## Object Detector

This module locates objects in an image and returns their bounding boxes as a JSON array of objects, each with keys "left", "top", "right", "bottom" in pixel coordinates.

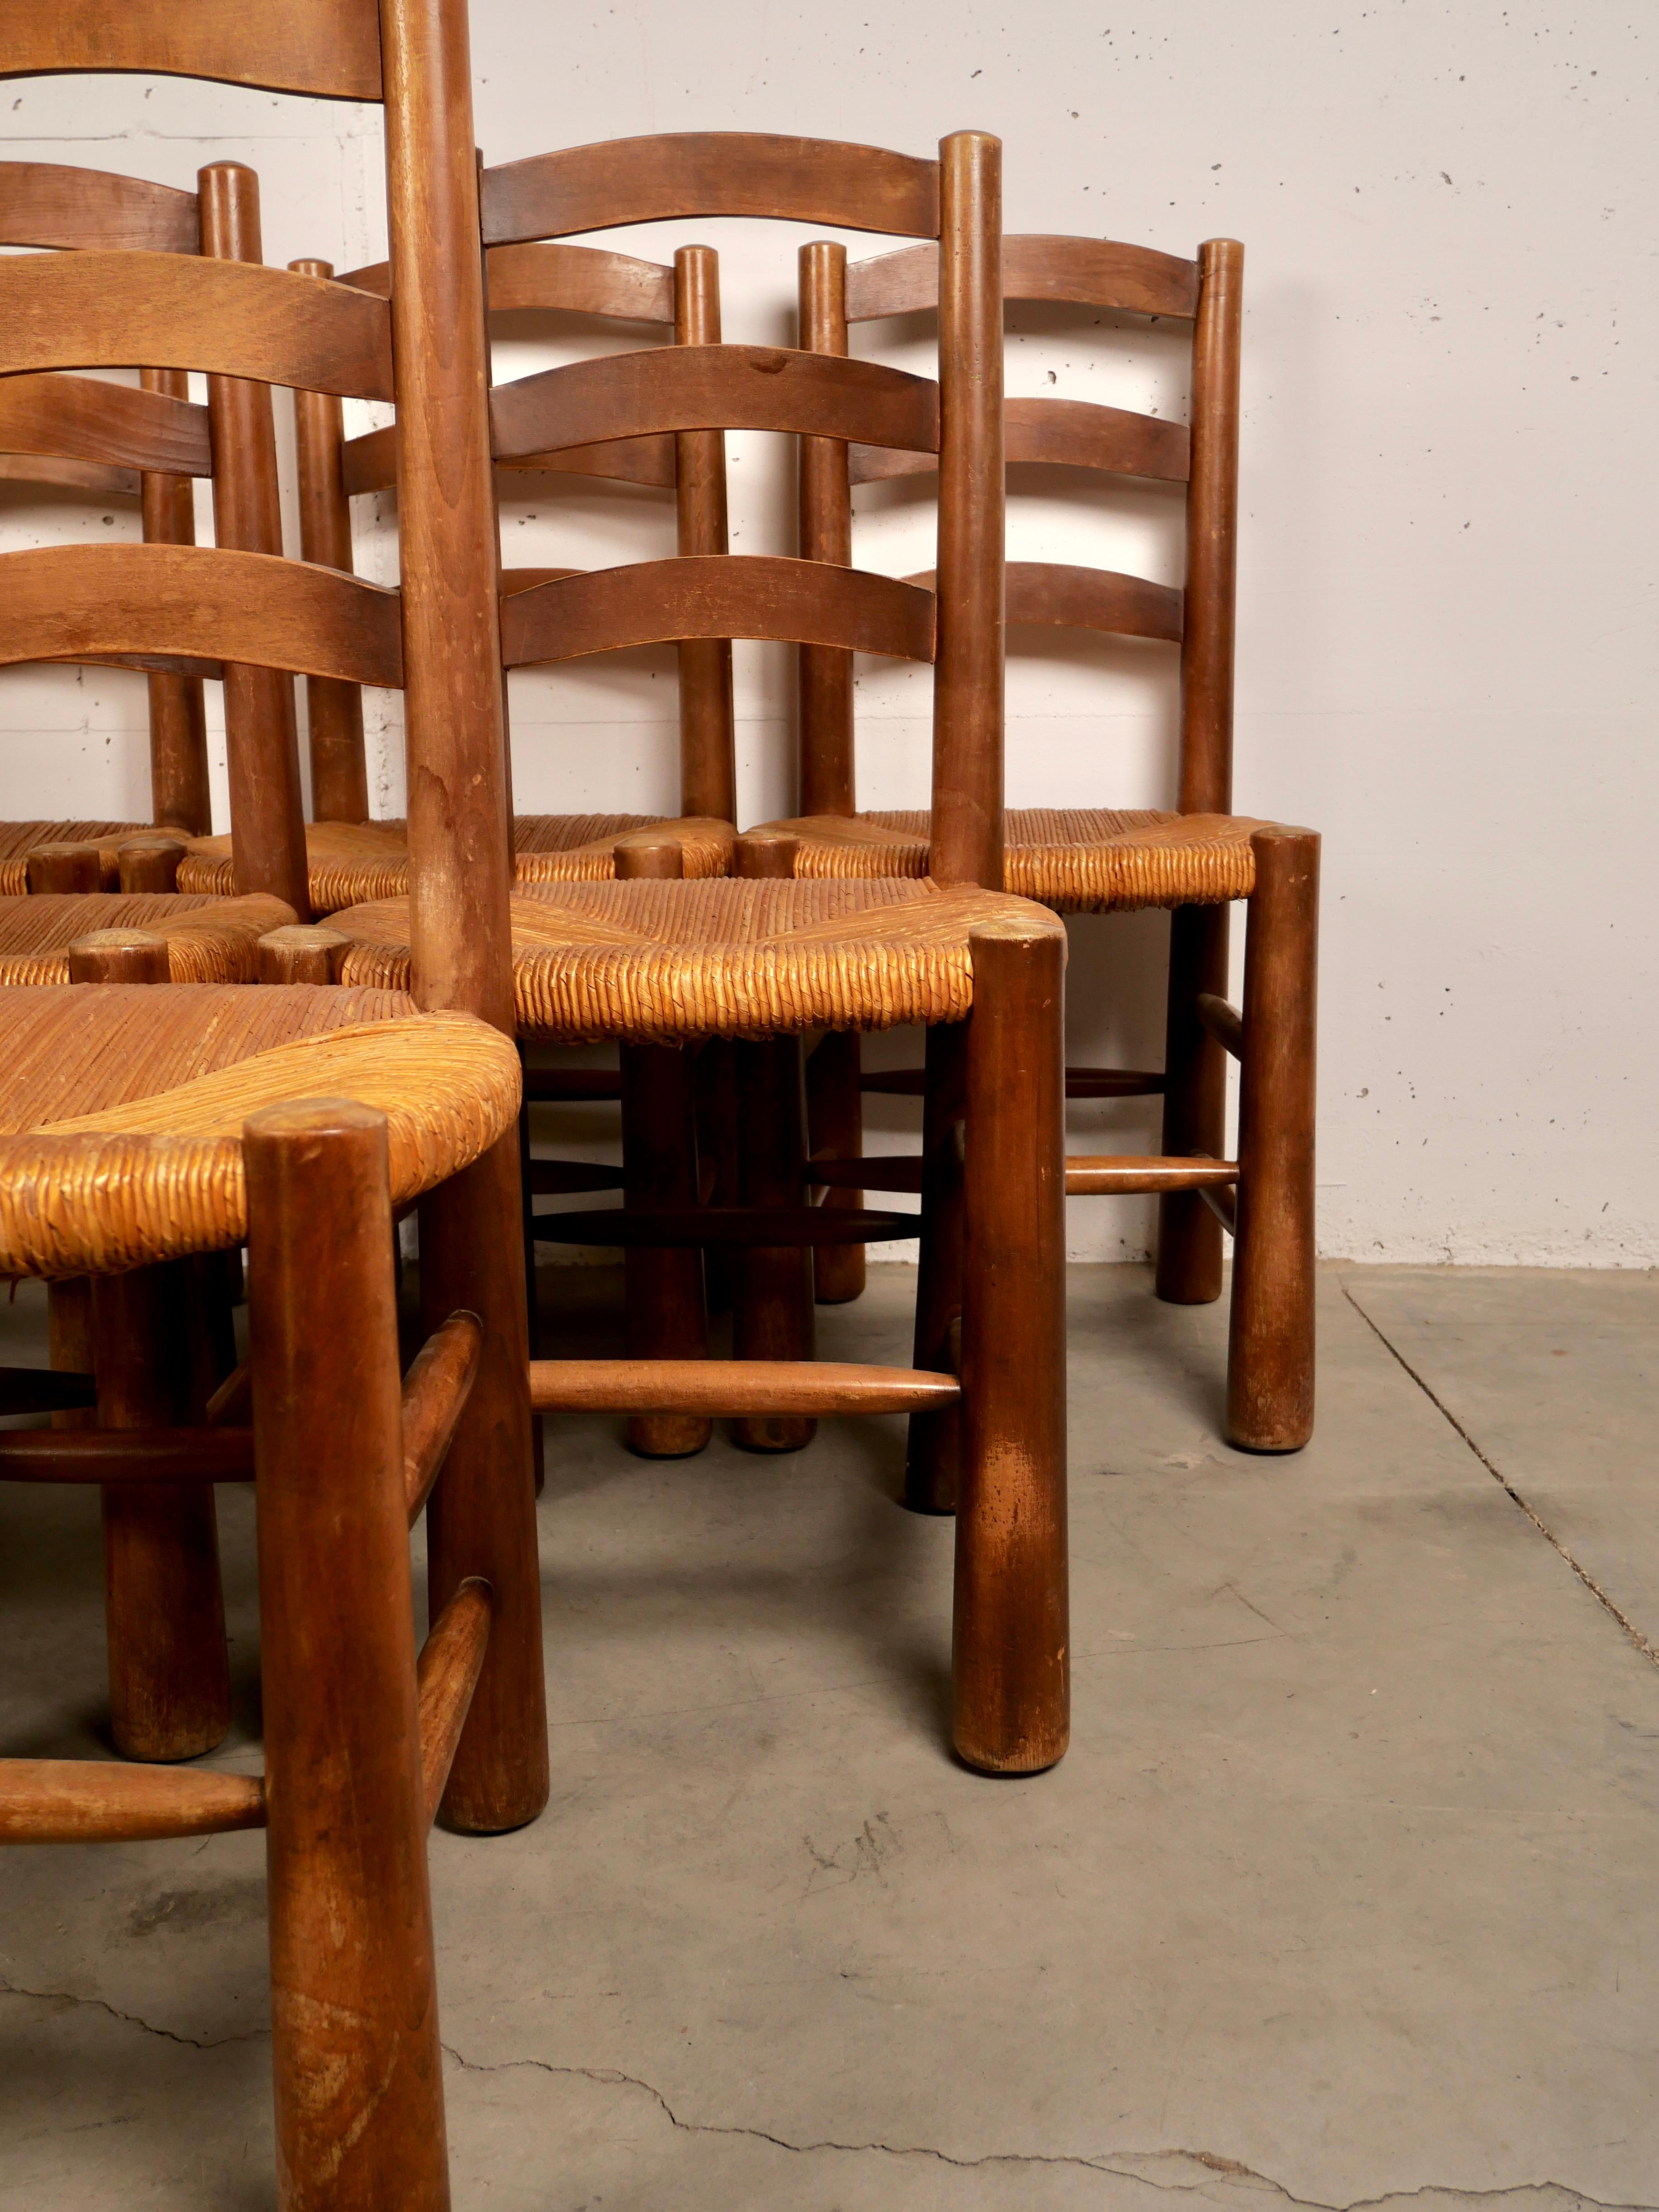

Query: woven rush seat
[
  {"left": 765, "top": 808, "right": 1269, "bottom": 913},
  {"left": 331, "top": 877, "right": 1061, "bottom": 1044},
  {"left": 178, "top": 814, "right": 736, "bottom": 913},
  {"left": 0, "top": 893, "right": 295, "bottom": 984},
  {"left": 0, "top": 983, "right": 522, "bottom": 1277},
  {"left": 0, "top": 821, "right": 151, "bottom": 895}
]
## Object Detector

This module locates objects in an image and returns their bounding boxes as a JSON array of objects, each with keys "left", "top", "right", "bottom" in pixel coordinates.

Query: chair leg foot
[
  {"left": 1225, "top": 829, "right": 1319, "bottom": 1453},
  {"left": 952, "top": 921, "right": 1069, "bottom": 1775}
]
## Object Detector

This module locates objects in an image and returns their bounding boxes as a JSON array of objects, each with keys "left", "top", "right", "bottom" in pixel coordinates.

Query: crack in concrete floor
[
  {"left": 1337, "top": 1276, "right": 1659, "bottom": 1672},
  {"left": 3, "top": 1979, "right": 1648, "bottom": 2212}
]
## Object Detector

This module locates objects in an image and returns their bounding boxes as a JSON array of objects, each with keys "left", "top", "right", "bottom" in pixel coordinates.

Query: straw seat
[
  {"left": 0, "top": 821, "right": 149, "bottom": 895},
  {"left": 0, "top": 892, "right": 293, "bottom": 984},
  {"left": 769, "top": 806, "right": 1268, "bottom": 912},
  {"left": 330, "top": 876, "right": 1059, "bottom": 1044},
  {"left": 177, "top": 812, "right": 736, "bottom": 913},
  {"left": 0, "top": 983, "right": 521, "bottom": 1278}
]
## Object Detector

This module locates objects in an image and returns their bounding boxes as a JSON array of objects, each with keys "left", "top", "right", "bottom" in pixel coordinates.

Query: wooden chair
[
  {"left": 0, "top": 979, "right": 520, "bottom": 2209},
  {"left": 755, "top": 230, "right": 1319, "bottom": 1450},
  {"left": 329, "top": 129, "right": 1071, "bottom": 1776},
  {"left": 179, "top": 235, "right": 742, "bottom": 909},
  {"left": 0, "top": 0, "right": 549, "bottom": 1853},
  {"left": 0, "top": 156, "right": 317, "bottom": 915}
]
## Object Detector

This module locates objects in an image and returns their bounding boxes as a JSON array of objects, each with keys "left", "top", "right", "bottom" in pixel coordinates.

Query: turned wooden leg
[
  {"left": 245, "top": 1100, "right": 449, "bottom": 2212},
  {"left": 1227, "top": 827, "right": 1319, "bottom": 1452},
  {"left": 732, "top": 1034, "right": 816, "bottom": 1452},
  {"left": 65, "top": 927, "right": 229, "bottom": 1760},
  {"left": 622, "top": 1042, "right": 711, "bottom": 1457},
  {"left": 807, "top": 1030, "right": 866, "bottom": 1305},
  {"left": 419, "top": 1132, "right": 549, "bottom": 1833},
  {"left": 613, "top": 835, "right": 711, "bottom": 1456},
  {"left": 1155, "top": 902, "right": 1230, "bottom": 1304},
  {"left": 904, "top": 1020, "right": 967, "bottom": 1514},
  {"left": 953, "top": 918, "right": 1068, "bottom": 1775},
  {"left": 92, "top": 1262, "right": 231, "bottom": 1762}
]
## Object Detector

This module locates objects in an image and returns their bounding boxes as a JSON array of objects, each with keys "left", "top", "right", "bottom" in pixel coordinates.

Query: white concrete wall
[{"left": 1, "top": 1, "right": 1652, "bottom": 1263}]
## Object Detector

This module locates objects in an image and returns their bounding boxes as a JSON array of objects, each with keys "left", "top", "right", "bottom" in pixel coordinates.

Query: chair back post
[
  {"left": 138, "top": 366, "right": 214, "bottom": 835},
  {"left": 671, "top": 243, "right": 736, "bottom": 823},
  {"left": 797, "top": 238, "right": 857, "bottom": 817},
  {"left": 378, "top": 0, "right": 515, "bottom": 1036},
  {"left": 197, "top": 161, "right": 312, "bottom": 919},
  {"left": 1177, "top": 236, "right": 1242, "bottom": 816},
  {"left": 289, "top": 255, "right": 372, "bottom": 825},
  {"left": 928, "top": 130, "right": 1004, "bottom": 891}
]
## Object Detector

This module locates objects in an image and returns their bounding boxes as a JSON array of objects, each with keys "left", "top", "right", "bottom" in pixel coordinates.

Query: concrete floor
[{"left": 2, "top": 1261, "right": 1656, "bottom": 2209}]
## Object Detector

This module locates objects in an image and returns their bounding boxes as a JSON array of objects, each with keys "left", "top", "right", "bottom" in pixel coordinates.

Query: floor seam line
[{"left": 1337, "top": 1276, "right": 1659, "bottom": 1674}]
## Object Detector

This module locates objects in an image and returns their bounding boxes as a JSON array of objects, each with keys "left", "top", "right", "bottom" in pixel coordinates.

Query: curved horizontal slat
[
  {"left": 501, "top": 566, "right": 583, "bottom": 595},
  {"left": 501, "top": 434, "right": 678, "bottom": 490},
  {"left": 502, "top": 554, "right": 934, "bottom": 667},
  {"left": 849, "top": 396, "right": 1189, "bottom": 487},
  {"left": 0, "top": 372, "right": 210, "bottom": 475},
  {"left": 1005, "top": 562, "right": 1183, "bottom": 642},
  {"left": 345, "top": 420, "right": 681, "bottom": 498},
  {"left": 487, "top": 240, "right": 675, "bottom": 321},
  {"left": 482, "top": 133, "right": 940, "bottom": 246},
  {"left": 847, "top": 233, "right": 1201, "bottom": 322},
  {"left": 0, "top": 254, "right": 395, "bottom": 400},
  {"left": 492, "top": 345, "right": 937, "bottom": 462},
  {"left": 0, "top": 452, "right": 139, "bottom": 498},
  {"left": 0, "top": 543, "right": 403, "bottom": 684},
  {"left": 0, "top": 160, "right": 198, "bottom": 252},
  {"left": 0, "top": 0, "right": 384, "bottom": 102}
]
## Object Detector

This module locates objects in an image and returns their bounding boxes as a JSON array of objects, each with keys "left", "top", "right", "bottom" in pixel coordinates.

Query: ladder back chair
[
  {"left": 0, "top": 981, "right": 522, "bottom": 2212},
  {"left": 178, "top": 234, "right": 741, "bottom": 909},
  {"left": 0, "top": 156, "right": 283, "bottom": 883},
  {"left": 760, "top": 229, "right": 1318, "bottom": 1449},
  {"left": 330, "top": 130, "right": 1073, "bottom": 1775}
]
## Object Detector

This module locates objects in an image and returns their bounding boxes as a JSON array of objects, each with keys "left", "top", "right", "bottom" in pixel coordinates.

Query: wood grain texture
[
  {"left": 0, "top": 372, "right": 211, "bottom": 476},
  {"left": 1226, "top": 828, "right": 1319, "bottom": 1452},
  {"left": 348, "top": 423, "right": 679, "bottom": 497},
  {"left": 1064, "top": 1154, "right": 1239, "bottom": 1195},
  {"left": 846, "top": 232, "right": 1200, "bottom": 322},
  {"left": 1179, "top": 239, "right": 1243, "bottom": 815},
  {"left": 0, "top": 159, "right": 198, "bottom": 252},
  {"left": 0, "top": 0, "right": 384, "bottom": 101},
  {"left": 139, "top": 367, "right": 213, "bottom": 834},
  {"left": 487, "top": 238, "right": 675, "bottom": 320},
  {"left": 1195, "top": 990, "right": 1244, "bottom": 1058},
  {"left": 928, "top": 132, "right": 1005, "bottom": 891},
  {"left": 0, "top": 1760, "right": 264, "bottom": 1843},
  {"left": 1004, "top": 561, "right": 1184, "bottom": 641},
  {"left": 401, "top": 1309, "right": 484, "bottom": 1523},
  {"left": 672, "top": 244, "right": 737, "bottom": 826},
  {"left": 0, "top": 1425, "right": 252, "bottom": 1480},
  {"left": 849, "top": 394, "right": 1188, "bottom": 486},
  {"left": 415, "top": 1577, "right": 493, "bottom": 1826},
  {"left": 501, "top": 555, "right": 934, "bottom": 667},
  {"left": 0, "top": 251, "right": 395, "bottom": 398},
  {"left": 491, "top": 343, "right": 938, "bottom": 463},
  {"left": 244, "top": 1098, "right": 445, "bottom": 2212},
  {"left": 289, "top": 258, "right": 371, "bottom": 821},
  {"left": 0, "top": 451, "right": 138, "bottom": 497},
  {"left": 797, "top": 239, "right": 857, "bottom": 819},
  {"left": 482, "top": 132, "right": 940, "bottom": 246},
  {"left": 0, "top": 543, "right": 403, "bottom": 684},
  {"left": 529, "top": 1359, "right": 961, "bottom": 1416}
]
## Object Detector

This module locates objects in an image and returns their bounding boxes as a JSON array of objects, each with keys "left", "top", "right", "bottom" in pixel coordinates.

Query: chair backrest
[
  {"left": 0, "top": 0, "right": 510, "bottom": 1023},
  {"left": 798, "top": 228, "right": 1242, "bottom": 823},
  {"left": 321, "top": 236, "right": 740, "bottom": 824},
  {"left": 476, "top": 130, "right": 1004, "bottom": 887},
  {"left": 0, "top": 159, "right": 218, "bottom": 836}
]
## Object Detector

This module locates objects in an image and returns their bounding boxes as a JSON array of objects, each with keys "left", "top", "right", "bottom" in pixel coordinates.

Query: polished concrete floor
[{"left": 2, "top": 1262, "right": 1656, "bottom": 2209}]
